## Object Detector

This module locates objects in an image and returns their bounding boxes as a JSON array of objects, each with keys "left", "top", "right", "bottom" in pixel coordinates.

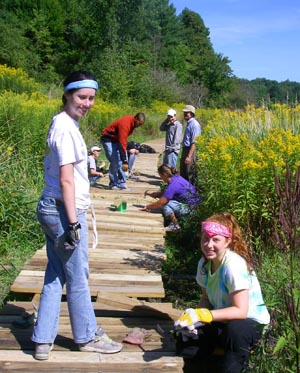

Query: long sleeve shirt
[
  {"left": 101, "top": 115, "right": 136, "bottom": 162},
  {"left": 160, "top": 119, "right": 182, "bottom": 153}
]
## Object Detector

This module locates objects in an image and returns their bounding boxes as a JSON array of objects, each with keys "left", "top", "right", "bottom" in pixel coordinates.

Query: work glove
[
  {"left": 122, "top": 162, "right": 128, "bottom": 172},
  {"left": 64, "top": 222, "right": 81, "bottom": 250},
  {"left": 174, "top": 308, "right": 213, "bottom": 330}
]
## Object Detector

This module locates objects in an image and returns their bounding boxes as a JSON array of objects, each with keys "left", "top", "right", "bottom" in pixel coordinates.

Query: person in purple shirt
[
  {"left": 141, "top": 164, "right": 201, "bottom": 231},
  {"left": 180, "top": 105, "right": 201, "bottom": 184}
]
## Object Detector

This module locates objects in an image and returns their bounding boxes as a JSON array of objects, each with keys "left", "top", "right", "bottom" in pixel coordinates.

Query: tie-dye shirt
[{"left": 196, "top": 250, "right": 270, "bottom": 325}]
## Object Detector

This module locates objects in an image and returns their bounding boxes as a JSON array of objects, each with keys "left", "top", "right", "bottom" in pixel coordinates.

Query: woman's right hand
[{"left": 64, "top": 222, "right": 81, "bottom": 250}]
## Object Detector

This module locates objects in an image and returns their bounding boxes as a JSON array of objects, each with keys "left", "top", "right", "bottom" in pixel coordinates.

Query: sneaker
[
  {"left": 118, "top": 184, "right": 130, "bottom": 190},
  {"left": 110, "top": 186, "right": 120, "bottom": 190},
  {"left": 165, "top": 223, "right": 181, "bottom": 231},
  {"left": 78, "top": 332, "right": 123, "bottom": 354},
  {"left": 128, "top": 174, "right": 139, "bottom": 180},
  {"left": 35, "top": 343, "right": 53, "bottom": 360}
]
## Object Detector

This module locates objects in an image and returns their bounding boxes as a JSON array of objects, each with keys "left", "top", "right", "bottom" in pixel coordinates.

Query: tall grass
[
  {"left": 0, "top": 137, "right": 44, "bottom": 304},
  {"left": 196, "top": 104, "right": 300, "bottom": 244}
]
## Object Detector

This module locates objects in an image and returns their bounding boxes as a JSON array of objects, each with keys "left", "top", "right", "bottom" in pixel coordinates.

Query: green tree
[
  {"left": 176, "top": 9, "right": 233, "bottom": 106},
  {"left": 0, "top": 0, "right": 235, "bottom": 107},
  {"left": 0, "top": 11, "right": 36, "bottom": 71}
]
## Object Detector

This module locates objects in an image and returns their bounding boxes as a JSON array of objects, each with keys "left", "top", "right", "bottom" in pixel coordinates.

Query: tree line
[{"left": 1, "top": 0, "right": 299, "bottom": 108}]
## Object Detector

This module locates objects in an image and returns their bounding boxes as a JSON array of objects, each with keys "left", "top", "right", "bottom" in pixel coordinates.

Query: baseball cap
[
  {"left": 182, "top": 105, "right": 196, "bottom": 114},
  {"left": 91, "top": 146, "right": 102, "bottom": 152},
  {"left": 167, "top": 109, "right": 176, "bottom": 116}
]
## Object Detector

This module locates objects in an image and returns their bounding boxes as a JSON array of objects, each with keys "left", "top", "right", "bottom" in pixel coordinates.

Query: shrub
[{"left": 196, "top": 104, "right": 300, "bottom": 245}]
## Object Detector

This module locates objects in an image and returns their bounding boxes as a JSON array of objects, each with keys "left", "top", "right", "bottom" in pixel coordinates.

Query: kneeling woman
[
  {"left": 141, "top": 164, "right": 201, "bottom": 230},
  {"left": 175, "top": 213, "right": 270, "bottom": 372}
]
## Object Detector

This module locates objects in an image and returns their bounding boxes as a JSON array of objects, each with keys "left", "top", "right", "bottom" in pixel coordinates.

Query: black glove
[{"left": 64, "top": 221, "right": 81, "bottom": 250}]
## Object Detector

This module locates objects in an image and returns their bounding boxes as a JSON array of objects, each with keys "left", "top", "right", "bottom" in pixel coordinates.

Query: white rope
[{"left": 90, "top": 203, "right": 98, "bottom": 249}]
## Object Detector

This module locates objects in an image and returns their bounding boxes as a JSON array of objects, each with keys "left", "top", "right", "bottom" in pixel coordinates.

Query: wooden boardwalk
[{"left": 0, "top": 139, "right": 184, "bottom": 372}]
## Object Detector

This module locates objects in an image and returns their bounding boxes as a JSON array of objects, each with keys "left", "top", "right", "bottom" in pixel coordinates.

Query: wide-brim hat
[{"left": 182, "top": 105, "right": 196, "bottom": 114}]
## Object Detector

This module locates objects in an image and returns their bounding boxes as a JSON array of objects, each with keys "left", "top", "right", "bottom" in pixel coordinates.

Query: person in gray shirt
[{"left": 160, "top": 108, "right": 182, "bottom": 168}]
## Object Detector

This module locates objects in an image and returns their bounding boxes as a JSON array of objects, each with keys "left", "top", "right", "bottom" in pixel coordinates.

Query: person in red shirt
[{"left": 101, "top": 113, "right": 145, "bottom": 189}]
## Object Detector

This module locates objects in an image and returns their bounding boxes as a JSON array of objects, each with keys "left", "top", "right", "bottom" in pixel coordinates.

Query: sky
[{"left": 171, "top": 0, "right": 300, "bottom": 82}]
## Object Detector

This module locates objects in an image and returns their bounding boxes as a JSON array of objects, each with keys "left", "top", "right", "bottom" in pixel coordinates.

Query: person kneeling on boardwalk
[
  {"left": 174, "top": 213, "right": 270, "bottom": 372},
  {"left": 141, "top": 164, "right": 201, "bottom": 231},
  {"left": 88, "top": 145, "right": 106, "bottom": 186}
]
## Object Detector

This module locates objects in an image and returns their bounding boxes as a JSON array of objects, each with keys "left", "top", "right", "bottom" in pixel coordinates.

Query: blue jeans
[
  {"left": 162, "top": 200, "right": 189, "bottom": 218},
  {"left": 89, "top": 175, "right": 101, "bottom": 186},
  {"left": 32, "top": 196, "right": 97, "bottom": 344},
  {"left": 163, "top": 151, "right": 178, "bottom": 168},
  {"left": 101, "top": 140, "right": 126, "bottom": 188},
  {"left": 128, "top": 153, "right": 136, "bottom": 173}
]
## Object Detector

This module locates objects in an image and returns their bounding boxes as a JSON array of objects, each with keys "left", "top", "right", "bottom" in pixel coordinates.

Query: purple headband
[
  {"left": 64, "top": 79, "right": 98, "bottom": 92},
  {"left": 201, "top": 221, "right": 232, "bottom": 238}
]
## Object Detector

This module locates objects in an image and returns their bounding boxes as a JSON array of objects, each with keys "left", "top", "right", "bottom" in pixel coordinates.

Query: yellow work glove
[
  {"left": 174, "top": 308, "right": 213, "bottom": 330},
  {"left": 122, "top": 162, "right": 128, "bottom": 172}
]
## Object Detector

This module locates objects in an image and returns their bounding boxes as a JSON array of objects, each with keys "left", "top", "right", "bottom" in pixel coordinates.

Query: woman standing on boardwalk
[{"left": 32, "top": 71, "right": 122, "bottom": 360}]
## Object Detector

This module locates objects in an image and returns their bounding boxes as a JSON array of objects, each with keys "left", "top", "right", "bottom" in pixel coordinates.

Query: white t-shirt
[
  {"left": 196, "top": 250, "right": 270, "bottom": 325},
  {"left": 43, "top": 111, "right": 90, "bottom": 209}
]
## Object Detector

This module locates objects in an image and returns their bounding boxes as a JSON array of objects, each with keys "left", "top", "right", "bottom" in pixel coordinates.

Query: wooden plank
[
  {"left": 96, "top": 293, "right": 181, "bottom": 321},
  {"left": 21, "top": 248, "right": 166, "bottom": 271},
  {"left": 87, "top": 210, "right": 163, "bottom": 221},
  {"left": 23, "top": 263, "right": 161, "bottom": 275},
  {"left": 10, "top": 281, "right": 165, "bottom": 298},
  {"left": 0, "top": 351, "right": 183, "bottom": 373},
  {"left": 91, "top": 223, "right": 165, "bottom": 234},
  {"left": 0, "top": 311, "right": 177, "bottom": 340},
  {"left": 0, "top": 323, "right": 175, "bottom": 350},
  {"left": 89, "top": 197, "right": 160, "bottom": 208},
  {"left": 15, "top": 269, "right": 162, "bottom": 279},
  {"left": 0, "top": 301, "right": 177, "bottom": 317},
  {"left": 26, "top": 248, "right": 165, "bottom": 260},
  {"left": 26, "top": 235, "right": 164, "bottom": 252}
]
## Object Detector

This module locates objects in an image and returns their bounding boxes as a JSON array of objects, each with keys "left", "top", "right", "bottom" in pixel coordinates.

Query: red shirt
[{"left": 101, "top": 115, "right": 136, "bottom": 161}]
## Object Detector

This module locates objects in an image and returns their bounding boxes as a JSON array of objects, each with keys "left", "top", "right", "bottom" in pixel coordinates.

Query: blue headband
[{"left": 64, "top": 79, "right": 99, "bottom": 92}]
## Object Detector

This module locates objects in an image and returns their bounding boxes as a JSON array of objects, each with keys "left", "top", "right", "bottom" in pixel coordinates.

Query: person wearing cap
[
  {"left": 180, "top": 105, "right": 201, "bottom": 184},
  {"left": 159, "top": 108, "right": 182, "bottom": 168},
  {"left": 174, "top": 212, "right": 270, "bottom": 372},
  {"left": 88, "top": 146, "right": 106, "bottom": 186},
  {"left": 100, "top": 113, "right": 146, "bottom": 190},
  {"left": 32, "top": 71, "right": 123, "bottom": 361}
]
